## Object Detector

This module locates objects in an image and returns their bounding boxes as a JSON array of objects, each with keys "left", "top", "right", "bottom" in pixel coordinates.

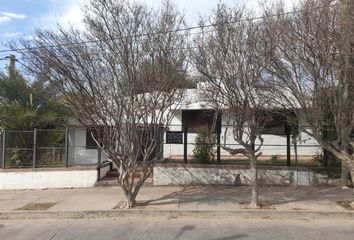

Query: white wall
[
  {"left": 99, "top": 163, "right": 111, "bottom": 180},
  {"left": 153, "top": 164, "right": 339, "bottom": 186},
  {"left": 0, "top": 169, "right": 98, "bottom": 190},
  {"left": 68, "top": 128, "right": 107, "bottom": 165}
]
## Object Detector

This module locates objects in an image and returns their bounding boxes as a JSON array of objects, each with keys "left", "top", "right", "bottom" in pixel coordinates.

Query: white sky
[
  {"left": 0, "top": 0, "right": 299, "bottom": 70},
  {"left": 44, "top": 0, "right": 299, "bottom": 29},
  {"left": 137, "top": 0, "right": 297, "bottom": 23}
]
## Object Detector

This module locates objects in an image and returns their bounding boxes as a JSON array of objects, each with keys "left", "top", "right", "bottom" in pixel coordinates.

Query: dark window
[
  {"left": 262, "top": 122, "right": 286, "bottom": 135},
  {"left": 86, "top": 128, "right": 98, "bottom": 149},
  {"left": 260, "top": 112, "right": 297, "bottom": 135},
  {"left": 182, "top": 110, "right": 220, "bottom": 133}
]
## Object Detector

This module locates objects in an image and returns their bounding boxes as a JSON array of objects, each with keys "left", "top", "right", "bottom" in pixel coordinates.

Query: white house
[
  {"left": 0, "top": 84, "right": 323, "bottom": 189},
  {"left": 64, "top": 83, "right": 322, "bottom": 164},
  {"left": 163, "top": 84, "right": 322, "bottom": 163}
]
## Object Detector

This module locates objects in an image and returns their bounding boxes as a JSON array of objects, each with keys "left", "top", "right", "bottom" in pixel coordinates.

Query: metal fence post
[
  {"left": 216, "top": 127, "right": 221, "bottom": 165},
  {"left": 322, "top": 129, "right": 329, "bottom": 167},
  {"left": 97, "top": 148, "right": 102, "bottom": 180},
  {"left": 65, "top": 128, "right": 69, "bottom": 167},
  {"left": 97, "top": 148, "right": 102, "bottom": 167},
  {"left": 285, "top": 123, "right": 291, "bottom": 167},
  {"left": 2, "top": 130, "right": 5, "bottom": 169},
  {"left": 183, "top": 126, "right": 188, "bottom": 164},
  {"left": 33, "top": 128, "right": 37, "bottom": 168}
]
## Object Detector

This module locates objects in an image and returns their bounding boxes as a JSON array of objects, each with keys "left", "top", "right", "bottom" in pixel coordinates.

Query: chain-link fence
[{"left": 0, "top": 128, "right": 103, "bottom": 169}]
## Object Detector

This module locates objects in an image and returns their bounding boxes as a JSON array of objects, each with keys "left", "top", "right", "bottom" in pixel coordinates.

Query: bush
[
  {"left": 270, "top": 155, "right": 279, "bottom": 164},
  {"left": 192, "top": 126, "right": 216, "bottom": 164}
]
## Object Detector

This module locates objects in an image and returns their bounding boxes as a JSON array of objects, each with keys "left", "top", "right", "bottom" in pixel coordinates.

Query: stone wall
[{"left": 153, "top": 164, "right": 340, "bottom": 186}]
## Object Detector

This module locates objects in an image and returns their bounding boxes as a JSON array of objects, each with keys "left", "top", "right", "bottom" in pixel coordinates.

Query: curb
[{"left": 1, "top": 209, "right": 354, "bottom": 220}]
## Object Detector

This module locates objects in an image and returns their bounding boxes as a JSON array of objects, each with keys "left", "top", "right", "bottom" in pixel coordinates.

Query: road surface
[{"left": 0, "top": 217, "right": 353, "bottom": 240}]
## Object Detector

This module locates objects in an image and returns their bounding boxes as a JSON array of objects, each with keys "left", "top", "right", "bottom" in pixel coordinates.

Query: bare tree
[
  {"left": 14, "top": 0, "right": 189, "bottom": 208},
  {"left": 192, "top": 4, "right": 275, "bottom": 208},
  {"left": 264, "top": 0, "right": 354, "bottom": 183}
]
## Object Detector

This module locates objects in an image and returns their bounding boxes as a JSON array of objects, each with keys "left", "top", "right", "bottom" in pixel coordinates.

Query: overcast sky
[{"left": 0, "top": 0, "right": 298, "bottom": 70}]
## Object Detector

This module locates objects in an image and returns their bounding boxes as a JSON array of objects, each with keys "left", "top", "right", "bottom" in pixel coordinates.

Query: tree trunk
[
  {"left": 344, "top": 159, "right": 354, "bottom": 188},
  {"left": 341, "top": 161, "right": 350, "bottom": 188},
  {"left": 332, "top": 151, "right": 354, "bottom": 187},
  {"left": 121, "top": 184, "right": 138, "bottom": 208},
  {"left": 119, "top": 167, "right": 150, "bottom": 208},
  {"left": 125, "top": 193, "right": 137, "bottom": 208},
  {"left": 319, "top": 141, "right": 354, "bottom": 186},
  {"left": 249, "top": 153, "right": 259, "bottom": 208}
]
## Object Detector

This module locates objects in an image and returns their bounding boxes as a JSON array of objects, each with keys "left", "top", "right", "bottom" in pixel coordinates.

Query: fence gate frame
[{"left": 0, "top": 128, "right": 69, "bottom": 169}]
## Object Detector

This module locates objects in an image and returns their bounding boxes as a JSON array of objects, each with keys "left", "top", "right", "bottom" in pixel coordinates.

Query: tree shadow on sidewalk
[
  {"left": 259, "top": 186, "right": 354, "bottom": 205},
  {"left": 143, "top": 185, "right": 353, "bottom": 207},
  {"left": 144, "top": 186, "right": 251, "bottom": 206}
]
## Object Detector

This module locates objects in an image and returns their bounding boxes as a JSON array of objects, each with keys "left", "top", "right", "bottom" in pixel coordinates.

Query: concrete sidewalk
[{"left": 0, "top": 186, "right": 353, "bottom": 219}]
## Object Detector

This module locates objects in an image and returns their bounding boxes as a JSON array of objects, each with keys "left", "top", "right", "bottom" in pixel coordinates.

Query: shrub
[
  {"left": 192, "top": 126, "right": 216, "bottom": 164},
  {"left": 270, "top": 155, "right": 279, "bottom": 164}
]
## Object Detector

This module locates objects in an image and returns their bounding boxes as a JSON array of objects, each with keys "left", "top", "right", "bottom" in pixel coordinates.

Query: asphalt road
[{"left": 0, "top": 217, "right": 353, "bottom": 240}]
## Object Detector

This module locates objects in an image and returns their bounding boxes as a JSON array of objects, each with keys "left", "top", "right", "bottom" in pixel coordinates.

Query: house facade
[
  {"left": 0, "top": 84, "right": 323, "bottom": 189},
  {"left": 163, "top": 86, "right": 322, "bottom": 163}
]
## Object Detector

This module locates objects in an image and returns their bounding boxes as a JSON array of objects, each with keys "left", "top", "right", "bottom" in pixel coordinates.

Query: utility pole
[{"left": 6, "top": 54, "right": 16, "bottom": 79}]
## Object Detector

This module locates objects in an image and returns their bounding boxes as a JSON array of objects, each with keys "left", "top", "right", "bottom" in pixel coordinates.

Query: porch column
[
  {"left": 216, "top": 126, "right": 221, "bottom": 164},
  {"left": 285, "top": 123, "right": 291, "bottom": 167},
  {"left": 183, "top": 126, "right": 188, "bottom": 164}
]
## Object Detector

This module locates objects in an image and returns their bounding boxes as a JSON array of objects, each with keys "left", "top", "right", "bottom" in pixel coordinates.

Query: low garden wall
[
  {"left": 153, "top": 164, "right": 340, "bottom": 187},
  {"left": 0, "top": 166, "right": 98, "bottom": 190}
]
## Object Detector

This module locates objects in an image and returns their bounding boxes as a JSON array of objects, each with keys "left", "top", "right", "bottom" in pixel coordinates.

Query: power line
[
  {"left": 0, "top": 7, "right": 323, "bottom": 54},
  {"left": 0, "top": 55, "right": 18, "bottom": 61}
]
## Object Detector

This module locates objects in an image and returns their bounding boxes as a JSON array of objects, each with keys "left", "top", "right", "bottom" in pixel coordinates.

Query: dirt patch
[
  {"left": 15, "top": 202, "right": 57, "bottom": 211},
  {"left": 337, "top": 201, "right": 354, "bottom": 210},
  {"left": 239, "top": 201, "right": 275, "bottom": 210}
]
